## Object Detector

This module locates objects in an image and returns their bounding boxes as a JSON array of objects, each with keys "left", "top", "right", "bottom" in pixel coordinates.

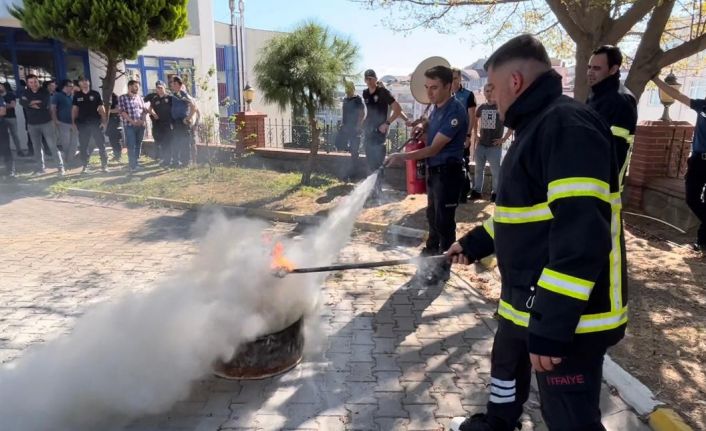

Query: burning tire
[{"left": 213, "top": 317, "right": 304, "bottom": 380}]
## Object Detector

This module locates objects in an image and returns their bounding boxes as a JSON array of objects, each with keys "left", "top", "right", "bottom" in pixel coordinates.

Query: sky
[{"left": 212, "top": 0, "right": 492, "bottom": 78}]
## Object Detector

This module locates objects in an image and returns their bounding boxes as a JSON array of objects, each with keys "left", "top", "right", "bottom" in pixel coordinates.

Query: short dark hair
[
  {"left": 484, "top": 34, "right": 551, "bottom": 71},
  {"left": 592, "top": 45, "right": 623, "bottom": 69},
  {"left": 424, "top": 65, "right": 453, "bottom": 86},
  {"left": 58, "top": 79, "right": 73, "bottom": 92},
  {"left": 127, "top": 79, "right": 139, "bottom": 87},
  {"left": 171, "top": 76, "right": 183, "bottom": 85},
  {"left": 26, "top": 74, "right": 38, "bottom": 81}
]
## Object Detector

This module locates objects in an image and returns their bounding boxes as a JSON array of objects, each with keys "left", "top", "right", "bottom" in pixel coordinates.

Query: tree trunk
[
  {"left": 301, "top": 107, "right": 319, "bottom": 186},
  {"left": 572, "top": 38, "right": 593, "bottom": 101},
  {"left": 101, "top": 55, "right": 119, "bottom": 113},
  {"left": 625, "top": 0, "right": 675, "bottom": 100},
  {"left": 624, "top": 52, "right": 662, "bottom": 101}
]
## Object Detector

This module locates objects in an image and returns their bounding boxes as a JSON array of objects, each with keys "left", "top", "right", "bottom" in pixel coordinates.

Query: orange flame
[{"left": 270, "top": 242, "right": 295, "bottom": 272}]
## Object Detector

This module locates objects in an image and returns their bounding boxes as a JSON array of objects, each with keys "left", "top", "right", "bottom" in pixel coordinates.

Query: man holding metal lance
[
  {"left": 385, "top": 64, "right": 467, "bottom": 285},
  {"left": 446, "top": 35, "right": 627, "bottom": 431}
]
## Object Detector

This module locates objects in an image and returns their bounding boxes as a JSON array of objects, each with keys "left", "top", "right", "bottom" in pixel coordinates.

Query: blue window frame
[
  {"left": 125, "top": 56, "right": 196, "bottom": 96},
  {"left": 0, "top": 26, "right": 90, "bottom": 90}
]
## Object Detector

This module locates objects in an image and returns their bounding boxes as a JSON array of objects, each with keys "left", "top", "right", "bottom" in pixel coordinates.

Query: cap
[
  {"left": 155, "top": 80, "right": 166, "bottom": 88},
  {"left": 364, "top": 69, "right": 377, "bottom": 79}
]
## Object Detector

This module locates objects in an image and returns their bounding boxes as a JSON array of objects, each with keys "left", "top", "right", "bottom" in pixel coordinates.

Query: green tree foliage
[
  {"left": 255, "top": 22, "right": 358, "bottom": 185},
  {"left": 12, "top": 0, "right": 189, "bottom": 107},
  {"left": 356, "top": 0, "right": 706, "bottom": 101}
]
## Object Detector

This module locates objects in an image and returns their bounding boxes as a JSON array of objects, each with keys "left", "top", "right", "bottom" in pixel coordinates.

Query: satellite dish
[{"left": 410, "top": 56, "right": 451, "bottom": 104}]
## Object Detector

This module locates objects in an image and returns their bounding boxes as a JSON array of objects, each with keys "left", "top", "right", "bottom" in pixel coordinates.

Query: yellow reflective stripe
[
  {"left": 483, "top": 218, "right": 495, "bottom": 239},
  {"left": 498, "top": 300, "right": 529, "bottom": 327},
  {"left": 498, "top": 301, "right": 628, "bottom": 334},
  {"left": 619, "top": 143, "right": 634, "bottom": 188},
  {"left": 575, "top": 306, "right": 628, "bottom": 333},
  {"left": 609, "top": 199, "right": 623, "bottom": 312},
  {"left": 537, "top": 268, "right": 594, "bottom": 301},
  {"left": 547, "top": 177, "right": 611, "bottom": 204},
  {"left": 494, "top": 202, "right": 553, "bottom": 224},
  {"left": 611, "top": 126, "right": 634, "bottom": 144}
]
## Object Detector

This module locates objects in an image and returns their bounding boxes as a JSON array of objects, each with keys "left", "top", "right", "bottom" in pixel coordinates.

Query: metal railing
[{"left": 263, "top": 118, "right": 412, "bottom": 153}]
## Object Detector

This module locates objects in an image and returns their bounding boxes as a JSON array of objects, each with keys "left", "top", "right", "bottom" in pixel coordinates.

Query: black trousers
[
  {"left": 337, "top": 127, "right": 362, "bottom": 178},
  {"left": 77, "top": 122, "right": 107, "bottom": 167},
  {"left": 152, "top": 122, "right": 173, "bottom": 163},
  {"left": 0, "top": 121, "right": 13, "bottom": 175},
  {"left": 106, "top": 116, "right": 122, "bottom": 158},
  {"left": 485, "top": 321, "right": 607, "bottom": 431},
  {"left": 685, "top": 153, "right": 706, "bottom": 246},
  {"left": 425, "top": 164, "right": 463, "bottom": 253},
  {"left": 171, "top": 122, "right": 191, "bottom": 166},
  {"left": 364, "top": 129, "right": 386, "bottom": 193},
  {"left": 462, "top": 147, "right": 472, "bottom": 198}
]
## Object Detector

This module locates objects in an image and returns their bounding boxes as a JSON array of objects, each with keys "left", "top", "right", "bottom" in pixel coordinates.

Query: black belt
[
  {"left": 693, "top": 152, "right": 706, "bottom": 160},
  {"left": 428, "top": 162, "right": 463, "bottom": 174}
]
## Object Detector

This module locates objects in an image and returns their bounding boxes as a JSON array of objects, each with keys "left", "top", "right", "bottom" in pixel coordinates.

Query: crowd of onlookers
[{"left": 0, "top": 74, "right": 199, "bottom": 179}]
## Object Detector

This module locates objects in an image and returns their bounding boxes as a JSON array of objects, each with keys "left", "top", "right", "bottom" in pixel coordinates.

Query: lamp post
[
  {"left": 658, "top": 71, "right": 682, "bottom": 122},
  {"left": 243, "top": 84, "right": 255, "bottom": 112}
]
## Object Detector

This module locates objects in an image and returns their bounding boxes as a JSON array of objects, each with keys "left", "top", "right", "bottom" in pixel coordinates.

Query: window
[
  {"left": 143, "top": 56, "right": 159, "bottom": 68},
  {"left": 647, "top": 89, "right": 662, "bottom": 107},
  {"left": 689, "top": 79, "right": 706, "bottom": 100}
]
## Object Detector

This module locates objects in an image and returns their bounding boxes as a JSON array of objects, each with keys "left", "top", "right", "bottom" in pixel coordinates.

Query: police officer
[
  {"left": 72, "top": 76, "right": 108, "bottom": 173},
  {"left": 451, "top": 68, "right": 477, "bottom": 202},
  {"left": 385, "top": 65, "right": 467, "bottom": 284},
  {"left": 169, "top": 76, "right": 197, "bottom": 168},
  {"left": 0, "top": 93, "right": 14, "bottom": 178},
  {"left": 653, "top": 74, "right": 706, "bottom": 253},
  {"left": 587, "top": 45, "right": 637, "bottom": 186},
  {"left": 447, "top": 35, "right": 627, "bottom": 431},
  {"left": 145, "top": 80, "right": 173, "bottom": 166},
  {"left": 362, "top": 69, "right": 408, "bottom": 197},
  {"left": 336, "top": 81, "right": 365, "bottom": 179}
]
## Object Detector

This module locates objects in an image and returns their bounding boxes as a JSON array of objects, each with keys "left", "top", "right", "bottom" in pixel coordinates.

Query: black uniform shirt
[
  {"left": 19, "top": 87, "right": 52, "bottom": 125},
  {"left": 145, "top": 93, "right": 172, "bottom": 125},
  {"left": 73, "top": 90, "right": 103, "bottom": 124},
  {"left": 362, "top": 85, "right": 395, "bottom": 130},
  {"left": 3, "top": 92, "right": 16, "bottom": 118}
]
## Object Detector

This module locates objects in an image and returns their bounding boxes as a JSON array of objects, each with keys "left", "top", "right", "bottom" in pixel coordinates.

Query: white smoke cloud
[{"left": 0, "top": 174, "right": 378, "bottom": 430}]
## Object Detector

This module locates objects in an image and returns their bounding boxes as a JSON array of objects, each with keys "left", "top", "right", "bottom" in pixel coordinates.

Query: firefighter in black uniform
[
  {"left": 447, "top": 35, "right": 627, "bottom": 431},
  {"left": 587, "top": 45, "right": 638, "bottom": 186},
  {"left": 385, "top": 65, "right": 467, "bottom": 284}
]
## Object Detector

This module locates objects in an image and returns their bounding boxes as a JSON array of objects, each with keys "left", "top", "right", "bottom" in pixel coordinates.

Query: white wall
[{"left": 214, "top": 22, "right": 292, "bottom": 122}]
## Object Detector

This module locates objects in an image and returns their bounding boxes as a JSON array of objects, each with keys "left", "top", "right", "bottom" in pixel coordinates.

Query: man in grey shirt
[
  {"left": 19, "top": 74, "right": 64, "bottom": 175},
  {"left": 470, "top": 84, "right": 511, "bottom": 202}
]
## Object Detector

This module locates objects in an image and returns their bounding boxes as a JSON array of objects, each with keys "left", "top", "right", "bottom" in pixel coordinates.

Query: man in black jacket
[
  {"left": 587, "top": 45, "right": 638, "bottom": 186},
  {"left": 447, "top": 35, "right": 626, "bottom": 431}
]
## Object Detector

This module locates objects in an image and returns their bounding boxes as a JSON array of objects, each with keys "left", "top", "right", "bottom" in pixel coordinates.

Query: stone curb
[
  {"left": 63, "top": 188, "right": 399, "bottom": 238},
  {"left": 648, "top": 408, "right": 693, "bottom": 431},
  {"left": 62, "top": 187, "right": 693, "bottom": 431}
]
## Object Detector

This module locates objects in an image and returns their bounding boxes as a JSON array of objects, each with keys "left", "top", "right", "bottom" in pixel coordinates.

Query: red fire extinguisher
[{"left": 405, "top": 137, "right": 427, "bottom": 195}]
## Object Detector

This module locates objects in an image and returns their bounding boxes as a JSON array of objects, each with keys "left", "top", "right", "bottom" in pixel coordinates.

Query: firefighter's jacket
[
  {"left": 459, "top": 70, "right": 627, "bottom": 357},
  {"left": 587, "top": 73, "right": 638, "bottom": 186}
]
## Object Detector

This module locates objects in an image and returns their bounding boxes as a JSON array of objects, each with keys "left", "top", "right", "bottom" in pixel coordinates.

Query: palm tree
[{"left": 255, "top": 22, "right": 358, "bottom": 185}]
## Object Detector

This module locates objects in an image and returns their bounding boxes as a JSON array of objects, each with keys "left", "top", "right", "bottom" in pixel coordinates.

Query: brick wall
[{"left": 625, "top": 120, "right": 693, "bottom": 209}]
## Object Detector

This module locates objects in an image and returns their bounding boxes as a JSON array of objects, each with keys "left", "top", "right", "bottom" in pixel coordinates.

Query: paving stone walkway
[{"left": 0, "top": 186, "right": 649, "bottom": 430}]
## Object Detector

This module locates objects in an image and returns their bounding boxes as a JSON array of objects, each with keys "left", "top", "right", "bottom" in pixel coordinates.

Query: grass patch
[{"left": 45, "top": 156, "right": 343, "bottom": 209}]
